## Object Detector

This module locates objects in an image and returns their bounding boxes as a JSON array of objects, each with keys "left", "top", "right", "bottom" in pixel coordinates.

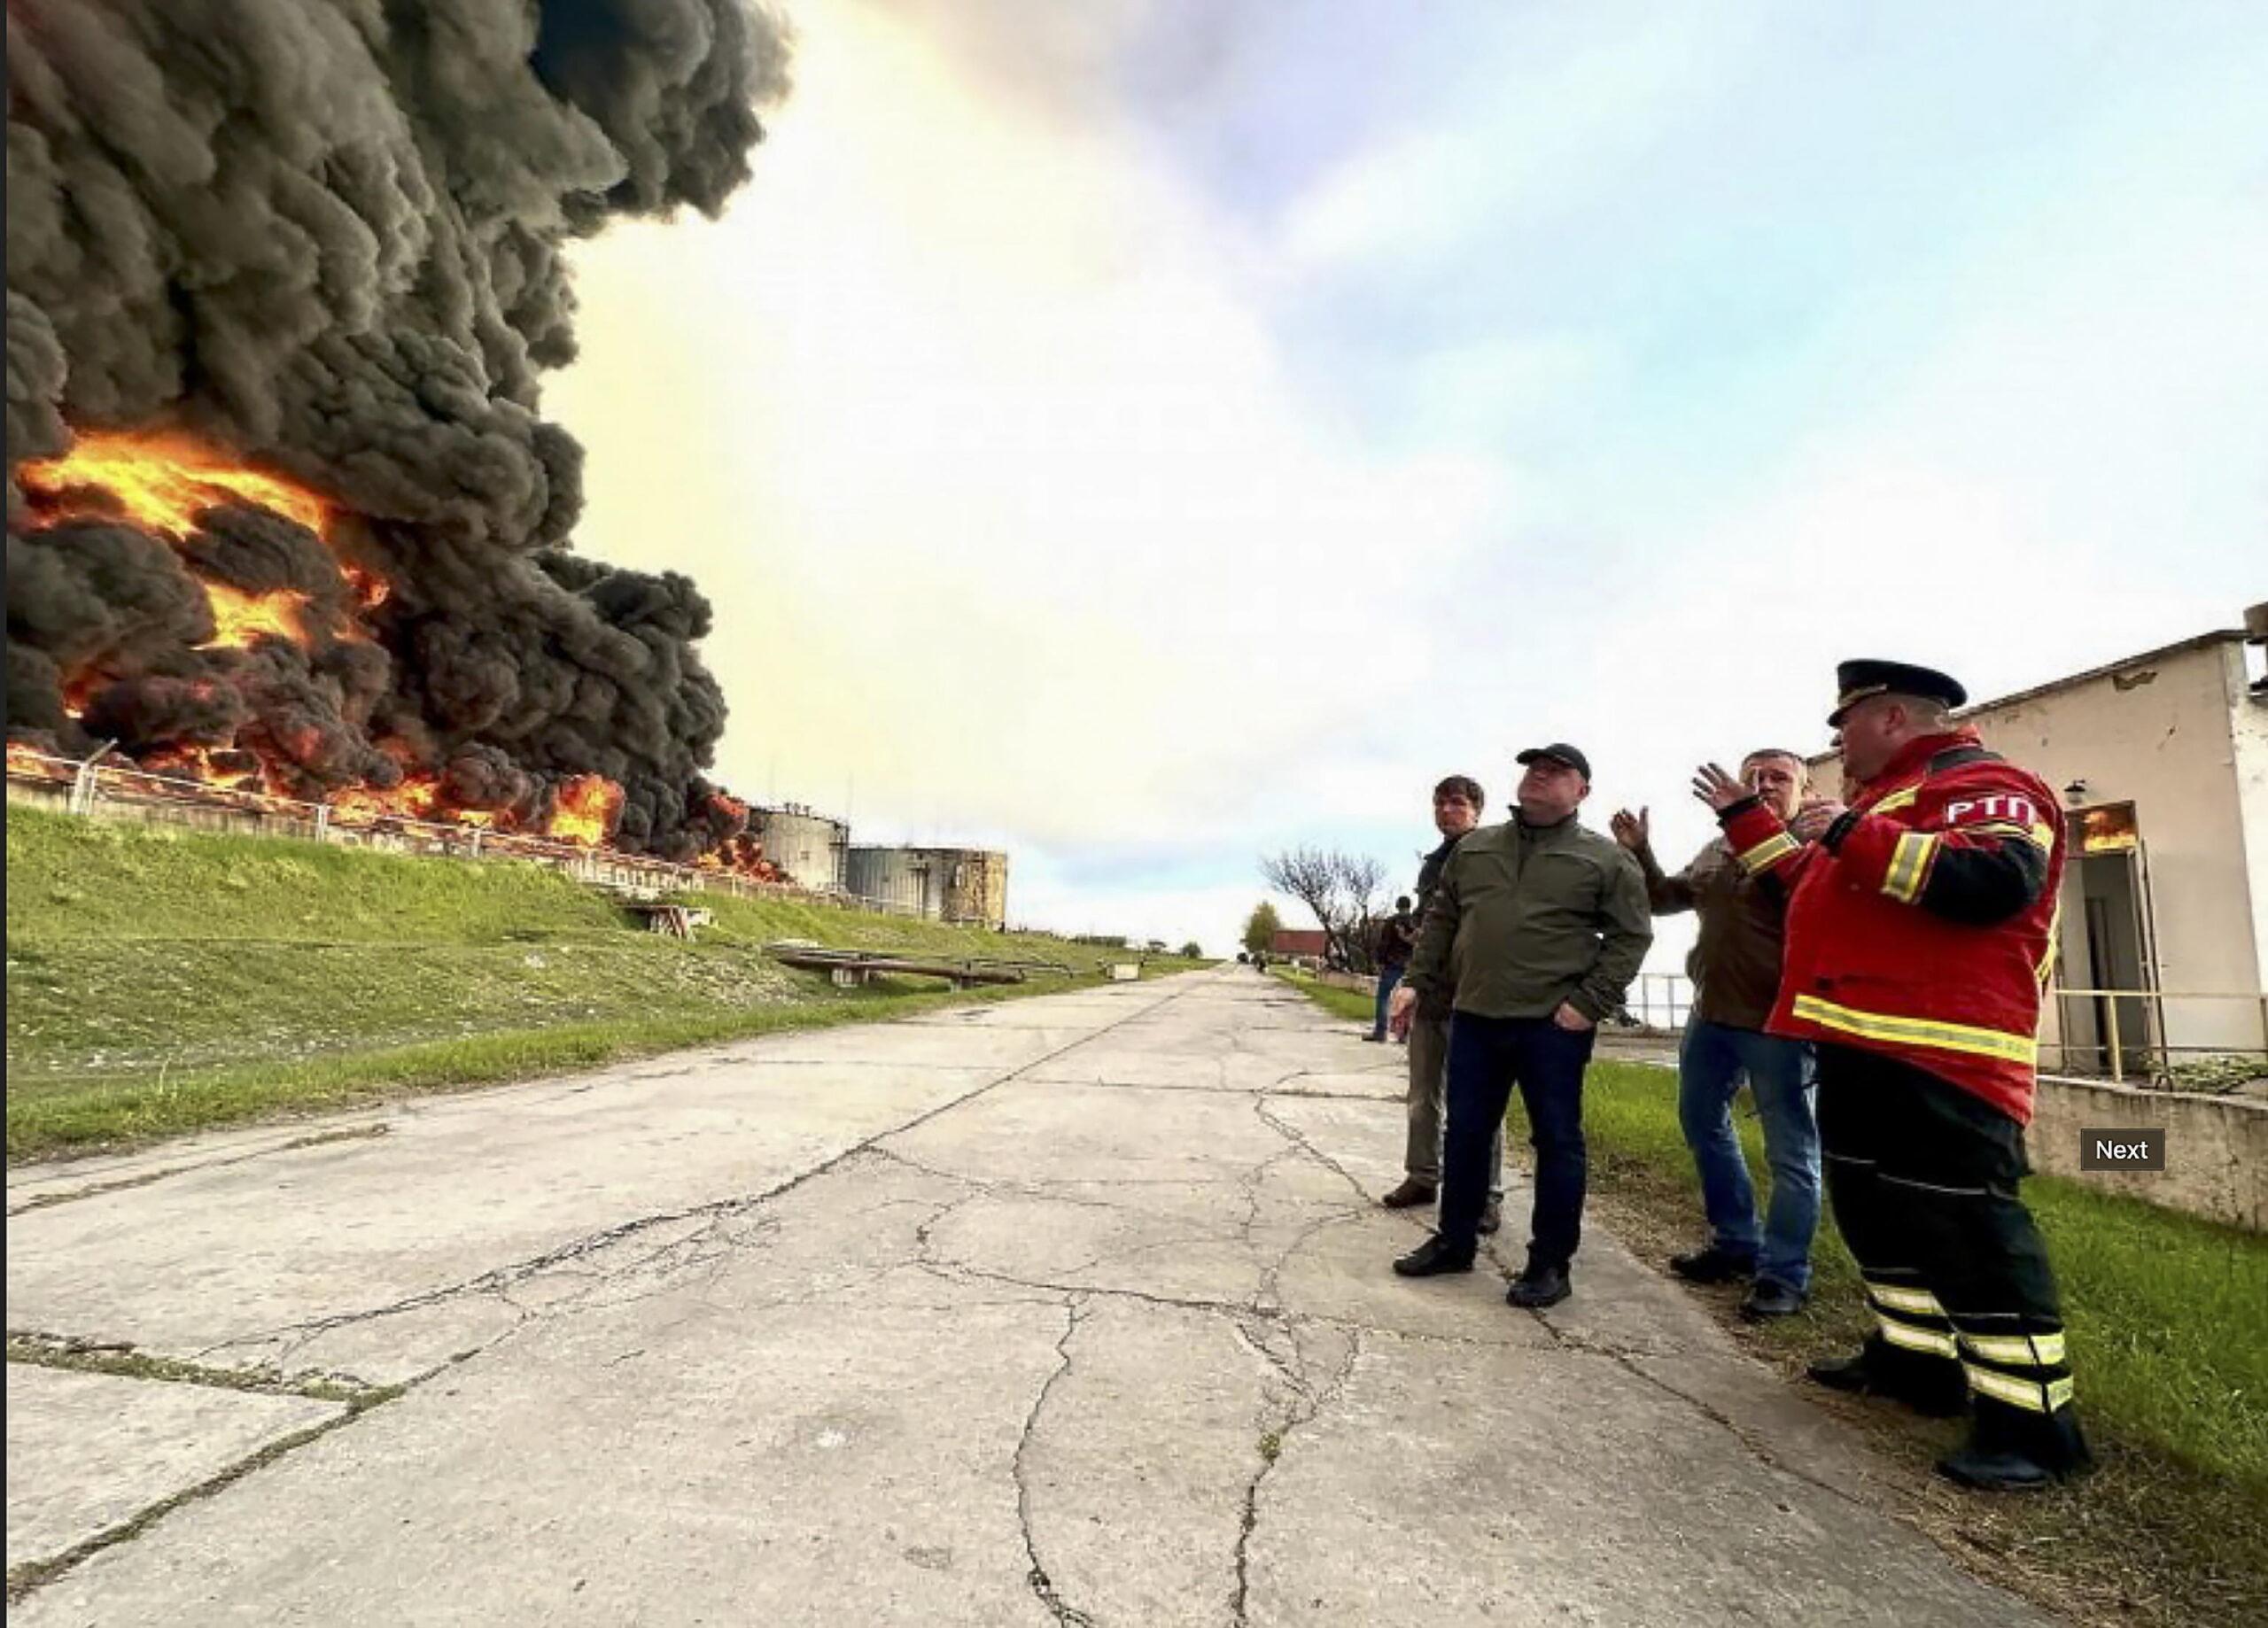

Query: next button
[{"left": 2078, "top": 1128, "right": 2166, "bottom": 1171}]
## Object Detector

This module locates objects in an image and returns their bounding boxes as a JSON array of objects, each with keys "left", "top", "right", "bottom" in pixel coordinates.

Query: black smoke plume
[{"left": 6, "top": 0, "right": 789, "bottom": 860}]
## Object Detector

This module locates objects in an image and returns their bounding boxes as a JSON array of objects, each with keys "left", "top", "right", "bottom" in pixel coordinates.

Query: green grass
[
  {"left": 6, "top": 810, "right": 1171, "bottom": 1160},
  {"left": 1578, "top": 1062, "right": 2267, "bottom": 1626},
  {"left": 1277, "top": 974, "right": 2266, "bottom": 1624},
  {"left": 1267, "top": 965, "right": 1378, "bottom": 1024}
]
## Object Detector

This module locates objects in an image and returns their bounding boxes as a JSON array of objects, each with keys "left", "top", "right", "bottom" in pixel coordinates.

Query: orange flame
[
  {"left": 7, "top": 741, "right": 70, "bottom": 780},
  {"left": 545, "top": 774, "right": 625, "bottom": 846},
  {"left": 200, "top": 583, "right": 313, "bottom": 650},
  {"left": 327, "top": 776, "right": 445, "bottom": 826},
  {"left": 19, "top": 430, "right": 330, "bottom": 538}
]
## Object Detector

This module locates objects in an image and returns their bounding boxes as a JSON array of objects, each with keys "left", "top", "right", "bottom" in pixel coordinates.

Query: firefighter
[{"left": 1694, "top": 660, "right": 2092, "bottom": 1491}]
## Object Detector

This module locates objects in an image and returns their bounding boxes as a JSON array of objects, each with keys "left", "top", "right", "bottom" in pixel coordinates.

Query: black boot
[
  {"left": 1393, "top": 1234, "right": 1474, "bottom": 1276},
  {"left": 1505, "top": 1261, "right": 1571, "bottom": 1309},
  {"left": 1938, "top": 1399, "right": 2094, "bottom": 1492},
  {"left": 1669, "top": 1244, "right": 1756, "bottom": 1284},
  {"left": 1806, "top": 1336, "right": 1968, "bottom": 1417}
]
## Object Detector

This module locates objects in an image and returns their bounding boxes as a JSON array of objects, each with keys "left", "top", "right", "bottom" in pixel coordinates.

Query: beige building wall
[{"left": 1969, "top": 638, "right": 2262, "bottom": 1057}]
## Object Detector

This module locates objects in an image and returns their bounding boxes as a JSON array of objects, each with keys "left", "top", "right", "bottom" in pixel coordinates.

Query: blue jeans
[
  {"left": 1441, "top": 1012, "right": 1596, "bottom": 1267},
  {"left": 1677, "top": 1019, "right": 1820, "bottom": 1291},
  {"left": 1370, "top": 964, "right": 1406, "bottom": 1040}
]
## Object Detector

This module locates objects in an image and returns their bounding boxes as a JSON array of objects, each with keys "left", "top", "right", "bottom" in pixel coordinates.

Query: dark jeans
[
  {"left": 1441, "top": 1012, "right": 1597, "bottom": 1266},
  {"left": 1370, "top": 964, "right": 1406, "bottom": 1039},
  {"left": 1677, "top": 1019, "right": 1820, "bottom": 1291}
]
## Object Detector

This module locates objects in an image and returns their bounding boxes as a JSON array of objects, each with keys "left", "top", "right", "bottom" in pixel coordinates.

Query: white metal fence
[{"left": 4, "top": 748, "right": 940, "bottom": 919}]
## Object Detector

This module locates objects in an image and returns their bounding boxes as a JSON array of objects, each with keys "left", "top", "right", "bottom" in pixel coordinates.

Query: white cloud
[
  {"left": 552, "top": 0, "right": 1507, "bottom": 869},
  {"left": 548, "top": 2, "right": 2263, "bottom": 957}
]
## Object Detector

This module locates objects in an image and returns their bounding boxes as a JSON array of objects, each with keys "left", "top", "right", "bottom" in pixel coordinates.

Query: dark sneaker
[
  {"left": 1392, "top": 1236, "right": 1475, "bottom": 1277},
  {"left": 1806, "top": 1342, "right": 1968, "bottom": 1418},
  {"left": 1504, "top": 1265, "right": 1571, "bottom": 1309},
  {"left": 1939, "top": 1400, "right": 2094, "bottom": 1490},
  {"left": 1669, "top": 1244, "right": 1756, "bottom": 1285},
  {"left": 1477, "top": 1199, "right": 1503, "bottom": 1236},
  {"left": 1379, "top": 1178, "right": 1438, "bottom": 1210},
  {"left": 1740, "top": 1280, "right": 1806, "bottom": 1321}
]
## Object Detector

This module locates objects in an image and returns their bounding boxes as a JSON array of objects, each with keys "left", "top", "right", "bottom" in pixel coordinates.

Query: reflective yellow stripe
[
  {"left": 1961, "top": 1330, "right": 2068, "bottom": 1368},
  {"left": 1865, "top": 1282, "right": 1946, "bottom": 1317},
  {"left": 1966, "top": 1365, "right": 2076, "bottom": 1414},
  {"left": 1790, "top": 994, "right": 2038, "bottom": 1066},
  {"left": 1966, "top": 819, "right": 2057, "bottom": 852},
  {"left": 1870, "top": 784, "right": 1922, "bottom": 814},
  {"left": 2037, "top": 899, "right": 2062, "bottom": 989},
  {"left": 1736, "top": 831, "right": 1799, "bottom": 875},
  {"left": 1878, "top": 1317, "right": 1960, "bottom": 1360},
  {"left": 1881, "top": 831, "right": 1938, "bottom": 903}
]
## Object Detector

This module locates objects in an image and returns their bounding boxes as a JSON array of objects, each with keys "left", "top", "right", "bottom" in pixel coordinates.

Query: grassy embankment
[
  {"left": 1280, "top": 972, "right": 2267, "bottom": 1628},
  {"left": 7, "top": 809, "right": 1207, "bottom": 1161}
]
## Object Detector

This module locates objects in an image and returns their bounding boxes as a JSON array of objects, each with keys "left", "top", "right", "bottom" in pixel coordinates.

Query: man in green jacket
[{"left": 1388, "top": 743, "right": 1653, "bottom": 1306}]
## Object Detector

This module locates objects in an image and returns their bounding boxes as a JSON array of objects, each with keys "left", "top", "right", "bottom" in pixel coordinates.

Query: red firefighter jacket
[{"left": 1716, "top": 728, "right": 2064, "bottom": 1124}]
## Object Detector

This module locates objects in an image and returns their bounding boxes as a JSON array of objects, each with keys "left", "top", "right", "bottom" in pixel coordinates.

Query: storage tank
[
  {"left": 846, "top": 845, "right": 933, "bottom": 916},
  {"left": 750, "top": 804, "right": 849, "bottom": 893},
  {"left": 926, "top": 847, "right": 1009, "bottom": 928},
  {"left": 844, "top": 845, "right": 1010, "bottom": 926}
]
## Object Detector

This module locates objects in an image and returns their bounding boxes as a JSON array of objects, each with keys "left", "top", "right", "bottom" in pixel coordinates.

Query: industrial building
[
  {"left": 845, "top": 845, "right": 1010, "bottom": 928},
  {"left": 1813, "top": 606, "right": 2268, "bottom": 1078},
  {"left": 750, "top": 804, "right": 849, "bottom": 894}
]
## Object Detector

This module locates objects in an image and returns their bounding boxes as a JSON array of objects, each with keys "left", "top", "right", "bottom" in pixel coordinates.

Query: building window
[{"left": 2070, "top": 802, "right": 2140, "bottom": 855}]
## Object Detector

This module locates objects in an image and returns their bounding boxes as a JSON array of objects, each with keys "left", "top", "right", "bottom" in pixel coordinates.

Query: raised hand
[
  {"left": 1690, "top": 763, "right": 1749, "bottom": 812},
  {"left": 1610, "top": 806, "right": 1651, "bottom": 853},
  {"left": 1790, "top": 797, "right": 1847, "bottom": 841}
]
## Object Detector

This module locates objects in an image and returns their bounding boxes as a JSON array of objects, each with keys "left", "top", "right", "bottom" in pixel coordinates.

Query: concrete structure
[
  {"left": 1814, "top": 613, "right": 2268, "bottom": 1079},
  {"left": 5, "top": 970, "right": 2052, "bottom": 1624},
  {"left": 846, "top": 844, "right": 1010, "bottom": 927},
  {"left": 749, "top": 803, "right": 849, "bottom": 894},
  {"left": 2023, "top": 1074, "right": 2265, "bottom": 1232}
]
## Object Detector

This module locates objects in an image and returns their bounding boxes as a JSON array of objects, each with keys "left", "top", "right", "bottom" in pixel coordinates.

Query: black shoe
[
  {"left": 1505, "top": 1265, "right": 1571, "bottom": 1309},
  {"left": 1806, "top": 1342, "right": 1968, "bottom": 1418},
  {"left": 1477, "top": 1199, "right": 1502, "bottom": 1236},
  {"left": 1939, "top": 1399, "right": 2094, "bottom": 1490},
  {"left": 1740, "top": 1280, "right": 1806, "bottom": 1321},
  {"left": 1379, "top": 1178, "right": 1437, "bottom": 1210},
  {"left": 1362, "top": 1034, "right": 1385, "bottom": 1043},
  {"left": 1669, "top": 1244, "right": 1756, "bottom": 1285},
  {"left": 1393, "top": 1236, "right": 1474, "bottom": 1277},
  {"left": 1935, "top": 1447, "right": 2057, "bottom": 1492}
]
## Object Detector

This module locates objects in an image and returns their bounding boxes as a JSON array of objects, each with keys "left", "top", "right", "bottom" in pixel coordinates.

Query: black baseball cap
[{"left": 1515, "top": 742, "right": 1592, "bottom": 781}]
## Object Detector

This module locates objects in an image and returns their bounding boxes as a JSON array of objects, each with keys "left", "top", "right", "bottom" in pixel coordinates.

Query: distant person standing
[
  {"left": 1703, "top": 661, "right": 2090, "bottom": 1490},
  {"left": 1613, "top": 750, "right": 1826, "bottom": 1321},
  {"left": 1380, "top": 776, "right": 1504, "bottom": 1236},
  {"left": 1391, "top": 745, "right": 1651, "bottom": 1306},
  {"left": 1367, "top": 895, "right": 1419, "bottom": 1042}
]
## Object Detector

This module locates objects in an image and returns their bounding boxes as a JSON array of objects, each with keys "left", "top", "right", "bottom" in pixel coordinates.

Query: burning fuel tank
[{"left": 846, "top": 846, "right": 1009, "bottom": 928}]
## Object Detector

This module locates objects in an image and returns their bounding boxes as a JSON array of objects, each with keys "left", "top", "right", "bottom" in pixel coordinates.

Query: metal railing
[
  {"left": 4, "top": 748, "right": 941, "bottom": 921},
  {"left": 1623, "top": 973, "right": 1695, "bottom": 1033},
  {"left": 2043, "top": 987, "right": 2268, "bottom": 1087}
]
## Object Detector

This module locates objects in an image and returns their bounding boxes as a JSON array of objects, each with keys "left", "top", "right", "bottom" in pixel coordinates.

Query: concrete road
[{"left": 5, "top": 967, "right": 2050, "bottom": 1624}]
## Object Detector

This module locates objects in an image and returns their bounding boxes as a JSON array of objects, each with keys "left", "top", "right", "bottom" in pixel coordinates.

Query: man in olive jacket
[{"left": 1388, "top": 743, "right": 1653, "bottom": 1307}]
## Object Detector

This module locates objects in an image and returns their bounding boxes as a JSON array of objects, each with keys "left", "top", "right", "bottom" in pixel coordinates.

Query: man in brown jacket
[{"left": 1612, "top": 749, "right": 1830, "bottom": 1319}]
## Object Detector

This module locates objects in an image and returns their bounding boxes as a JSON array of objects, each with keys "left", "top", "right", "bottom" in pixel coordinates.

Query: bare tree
[{"left": 1259, "top": 847, "right": 1390, "bottom": 972}]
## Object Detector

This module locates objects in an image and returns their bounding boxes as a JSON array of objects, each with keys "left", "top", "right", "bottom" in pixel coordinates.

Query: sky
[{"left": 549, "top": 0, "right": 2266, "bottom": 960}]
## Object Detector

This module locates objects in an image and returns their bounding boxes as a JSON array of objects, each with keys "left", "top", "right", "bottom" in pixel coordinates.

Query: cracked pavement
[{"left": 4, "top": 967, "right": 2053, "bottom": 1624}]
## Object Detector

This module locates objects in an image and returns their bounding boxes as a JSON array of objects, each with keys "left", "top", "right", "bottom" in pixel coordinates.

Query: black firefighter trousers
[{"left": 1815, "top": 1043, "right": 2080, "bottom": 1446}]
